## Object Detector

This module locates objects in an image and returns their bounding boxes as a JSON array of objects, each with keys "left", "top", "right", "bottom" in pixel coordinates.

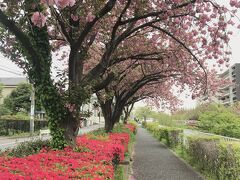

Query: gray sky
[{"left": 0, "top": 0, "right": 239, "bottom": 109}]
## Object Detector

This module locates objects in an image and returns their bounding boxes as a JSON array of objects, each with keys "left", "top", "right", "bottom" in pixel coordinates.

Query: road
[{"left": 0, "top": 123, "right": 104, "bottom": 151}]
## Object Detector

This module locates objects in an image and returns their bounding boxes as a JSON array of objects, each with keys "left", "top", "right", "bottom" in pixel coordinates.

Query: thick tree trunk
[
  {"left": 101, "top": 100, "right": 124, "bottom": 132},
  {"left": 104, "top": 118, "right": 115, "bottom": 133},
  {"left": 100, "top": 99, "right": 114, "bottom": 132},
  {"left": 59, "top": 115, "right": 80, "bottom": 147},
  {"left": 104, "top": 111, "right": 122, "bottom": 132},
  {"left": 123, "top": 114, "right": 129, "bottom": 124}
]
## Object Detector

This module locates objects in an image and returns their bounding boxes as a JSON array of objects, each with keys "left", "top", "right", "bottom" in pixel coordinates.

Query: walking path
[{"left": 132, "top": 128, "right": 203, "bottom": 180}]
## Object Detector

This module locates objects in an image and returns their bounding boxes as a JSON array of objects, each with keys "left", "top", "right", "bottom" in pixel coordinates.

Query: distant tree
[
  {"left": 4, "top": 83, "right": 32, "bottom": 114},
  {"left": 134, "top": 106, "right": 153, "bottom": 122}
]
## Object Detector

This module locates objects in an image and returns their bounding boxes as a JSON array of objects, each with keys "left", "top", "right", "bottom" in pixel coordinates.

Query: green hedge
[
  {"left": 217, "top": 142, "right": 240, "bottom": 179},
  {"left": 145, "top": 122, "right": 240, "bottom": 179},
  {"left": 158, "top": 127, "right": 183, "bottom": 147},
  {"left": 146, "top": 122, "right": 183, "bottom": 147},
  {"left": 186, "top": 135, "right": 221, "bottom": 177},
  {"left": 6, "top": 139, "right": 50, "bottom": 157},
  {"left": 186, "top": 135, "right": 240, "bottom": 179}
]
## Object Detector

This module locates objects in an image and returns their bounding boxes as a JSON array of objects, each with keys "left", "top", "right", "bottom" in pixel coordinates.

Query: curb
[{"left": 127, "top": 144, "right": 135, "bottom": 180}]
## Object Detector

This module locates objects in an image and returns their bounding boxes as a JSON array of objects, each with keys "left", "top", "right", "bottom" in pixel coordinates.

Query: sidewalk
[
  {"left": 132, "top": 128, "right": 203, "bottom": 180},
  {"left": 0, "top": 123, "right": 104, "bottom": 150}
]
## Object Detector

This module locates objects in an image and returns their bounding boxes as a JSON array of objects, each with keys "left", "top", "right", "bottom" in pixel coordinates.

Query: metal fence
[
  {"left": 158, "top": 125, "right": 240, "bottom": 148},
  {"left": 0, "top": 120, "right": 48, "bottom": 135},
  {"left": 183, "top": 129, "right": 240, "bottom": 142}
]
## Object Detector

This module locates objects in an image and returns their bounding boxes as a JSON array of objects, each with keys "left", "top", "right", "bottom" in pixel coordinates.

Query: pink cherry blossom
[
  {"left": 40, "top": 0, "right": 55, "bottom": 6},
  {"left": 230, "top": 0, "right": 238, "bottom": 7},
  {"left": 71, "top": 14, "right": 79, "bottom": 21},
  {"left": 56, "top": 0, "right": 76, "bottom": 9},
  {"left": 31, "top": 12, "right": 47, "bottom": 28},
  {"left": 86, "top": 12, "right": 96, "bottom": 22}
]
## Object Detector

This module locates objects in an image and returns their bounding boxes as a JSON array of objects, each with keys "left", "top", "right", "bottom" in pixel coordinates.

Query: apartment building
[{"left": 218, "top": 63, "right": 240, "bottom": 106}]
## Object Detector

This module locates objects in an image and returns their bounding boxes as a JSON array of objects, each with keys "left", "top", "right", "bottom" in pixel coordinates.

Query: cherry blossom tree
[
  {"left": 95, "top": 48, "right": 224, "bottom": 132},
  {"left": 0, "top": 0, "right": 238, "bottom": 147}
]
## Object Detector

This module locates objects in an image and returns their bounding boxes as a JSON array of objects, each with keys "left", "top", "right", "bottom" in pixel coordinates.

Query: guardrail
[
  {"left": 158, "top": 125, "right": 240, "bottom": 147},
  {"left": 183, "top": 129, "right": 240, "bottom": 142}
]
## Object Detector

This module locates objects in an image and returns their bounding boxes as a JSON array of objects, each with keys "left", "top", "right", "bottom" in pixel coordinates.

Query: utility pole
[{"left": 30, "top": 85, "right": 35, "bottom": 136}]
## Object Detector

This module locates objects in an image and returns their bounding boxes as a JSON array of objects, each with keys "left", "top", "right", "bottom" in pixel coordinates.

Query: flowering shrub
[
  {"left": 109, "top": 133, "right": 130, "bottom": 153},
  {"left": 125, "top": 124, "right": 137, "bottom": 134},
  {"left": 0, "top": 131, "right": 132, "bottom": 179}
]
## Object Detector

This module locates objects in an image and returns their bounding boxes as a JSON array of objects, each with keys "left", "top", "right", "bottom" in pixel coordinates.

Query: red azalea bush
[
  {"left": 125, "top": 124, "right": 137, "bottom": 134},
  {"left": 0, "top": 132, "right": 131, "bottom": 179},
  {"left": 76, "top": 135, "right": 125, "bottom": 162},
  {"left": 109, "top": 133, "right": 130, "bottom": 153}
]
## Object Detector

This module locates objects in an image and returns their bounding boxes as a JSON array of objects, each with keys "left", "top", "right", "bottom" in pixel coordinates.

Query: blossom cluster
[
  {"left": 0, "top": 125, "right": 135, "bottom": 179},
  {"left": 31, "top": 0, "right": 96, "bottom": 28},
  {"left": 41, "top": 0, "right": 76, "bottom": 8},
  {"left": 125, "top": 124, "right": 137, "bottom": 134}
]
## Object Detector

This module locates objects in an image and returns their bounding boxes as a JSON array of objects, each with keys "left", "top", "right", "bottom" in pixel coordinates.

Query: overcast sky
[{"left": 0, "top": 0, "right": 239, "bottom": 110}]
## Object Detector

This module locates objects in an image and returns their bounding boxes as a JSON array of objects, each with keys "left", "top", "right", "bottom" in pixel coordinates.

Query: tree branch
[
  {"left": 0, "top": 9, "right": 42, "bottom": 72},
  {"left": 150, "top": 24, "right": 208, "bottom": 91},
  {"left": 74, "top": 0, "right": 117, "bottom": 50},
  {"left": 51, "top": 8, "right": 73, "bottom": 44}
]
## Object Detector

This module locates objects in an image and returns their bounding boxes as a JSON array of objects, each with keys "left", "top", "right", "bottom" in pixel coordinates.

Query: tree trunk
[
  {"left": 100, "top": 99, "right": 114, "bottom": 132},
  {"left": 104, "top": 117, "right": 115, "bottom": 133},
  {"left": 0, "top": 6, "right": 88, "bottom": 149},
  {"left": 102, "top": 101, "right": 124, "bottom": 132},
  {"left": 123, "top": 103, "right": 134, "bottom": 124},
  {"left": 59, "top": 115, "right": 80, "bottom": 147},
  {"left": 123, "top": 114, "right": 129, "bottom": 124}
]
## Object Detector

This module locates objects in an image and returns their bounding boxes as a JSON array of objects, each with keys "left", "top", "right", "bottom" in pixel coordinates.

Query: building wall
[
  {"left": 199, "top": 63, "right": 240, "bottom": 106},
  {"left": 218, "top": 63, "right": 240, "bottom": 106},
  {"left": 0, "top": 86, "right": 16, "bottom": 104},
  {"left": 234, "top": 64, "right": 240, "bottom": 101},
  {"left": 81, "top": 94, "right": 104, "bottom": 126}
]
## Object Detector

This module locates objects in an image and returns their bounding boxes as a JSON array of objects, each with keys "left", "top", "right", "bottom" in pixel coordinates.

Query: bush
[
  {"left": 186, "top": 135, "right": 221, "bottom": 176},
  {"left": 0, "top": 105, "right": 11, "bottom": 116},
  {"left": 146, "top": 122, "right": 182, "bottom": 147},
  {"left": 145, "top": 122, "right": 160, "bottom": 137},
  {"left": 198, "top": 110, "right": 240, "bottom": 138},
  {"left": 157, "top": 127, "right": 182, "bottom": 147},
  {"left": 186, "top": 135, "right": 240, "bottom": 179},
  {"left": 7, "top": 139, "right": 51, "bottom": 157},
  {"left": 217, "top": 142, "right": 240, "bottom": 179},
  {"left": 112, "top": 123, "right": 135, "bottom": 142},
  {"left": 0, "top": 113, "right": 29, "bottom": 120},
  {"left": 128, "top": 120, "right": 138, "bottom": 128},
  {"left": 0, "top": 124, "right": 137, "bottom": 179}
]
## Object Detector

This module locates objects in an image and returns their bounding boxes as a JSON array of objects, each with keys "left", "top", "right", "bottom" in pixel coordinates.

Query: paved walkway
[{"left": 132, "top": 128, "right": 203, "bottom": 180}]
